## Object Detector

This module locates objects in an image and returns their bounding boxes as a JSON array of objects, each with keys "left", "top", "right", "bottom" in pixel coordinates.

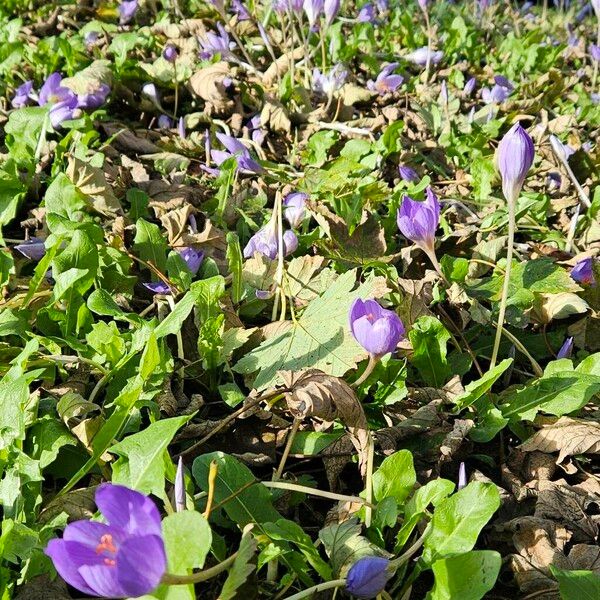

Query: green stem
[
  {"left": 162, "top": 553, "right": 237, "bottom": 585},
  {"left": 489, "top": 192, "right": 516, "bottom": 370},
  {"left": 262, "top": 480, "right": 372, "bottom": 506},
  {"left": 284, "top": 578, "right": 346, "bottom": 600}
]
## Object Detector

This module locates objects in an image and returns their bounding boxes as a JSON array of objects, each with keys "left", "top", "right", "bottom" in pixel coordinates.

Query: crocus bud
[
  {"left": 349, "top": 299, "right": 405, "bottom": 358},
  {"left": 557, "top": 337, "right": 574, "bottom": 359},
  {"left": 398, "top": 165, "right": 419, "bottom": 182},
  {"left": 457, "top": 462, "right": 467, "bottom": 490},
  {"left": 463, "top": 76, "right": 476, "bottom": 96},
  {"left": 396, "top": 187, "right": 440, "bottom": 252},
  {"left": 496, "top": 123, "right": 534, "bottom": 202},
  {"left": 178, "top": 116, "right": 186, "bottom": 139},
  {"left": 571, "top": 257, "right": 595, "bottom": 286},
  {"left": 14, "top": 238, "right": 46, "bottom": 261},
  {"left": 303, "top": 0, "right": 324, "bottom": 26},
  {"left": 163, "top": 44, "right": 178, "bottom": 62},
  {"left": 345, "top": 556, "right": 391, "bottom": 599},
  {"left": 283, "top": 230, "right": 298, "bottom": 255},
  {"left": 175, "top": 457, "right": 186, "bottom": 512},
  {"left": 283, "top": 192, "right": 308, "bottom": 228},
  {"left": 119, "top": 0, "right": 138, "bottom": 24},
  {"left": 142, "top": 83, "right": 161, "bottom": 107},
  {"left": 324, "top": 0, "right": 340, "bottom": 24},
  {"left": 158, "top": 114, "right": 173, "bottom": 129},
  {"left": 177, "top": 247, "right": 204, "bottom": 274}
]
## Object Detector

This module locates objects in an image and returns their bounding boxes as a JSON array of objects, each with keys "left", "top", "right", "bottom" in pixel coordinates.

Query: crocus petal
[
  {"left": 346, "top": 556, "right": 391, "bottom": 599},
  {"left": 557, "top": 337, "right": 574, "bottom": 359},
  {"left": 95, "top": 484, "right": 163, "bottom": 538},
  {"left": 79, "top": 562, "right": 125, "bottom": 598},
  {"left": 14, "top": 238, "right": 46, "bottom": 261},
  {"left": 45, "top": 540, "right": 100, "bottom": 596},
  {"left": 115, "top": 535, "right": 166, "bottom": 597},
  {"left": 496, "top": 123, "right": 534, "bottom": 201},
  {"left": 38, "top": 73, "right": 62, "bottom": 106}
]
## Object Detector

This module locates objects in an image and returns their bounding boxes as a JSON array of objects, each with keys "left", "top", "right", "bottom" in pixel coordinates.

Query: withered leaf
[{"left": 187, "top": 63, "right": 235, "bottom": 115}]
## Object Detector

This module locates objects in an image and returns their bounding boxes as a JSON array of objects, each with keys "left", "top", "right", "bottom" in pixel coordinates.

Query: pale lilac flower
[
  {"left": 303, "top": 0, "right": 324, "bottom": 26},
  {"left": 590, "top": 44, "right": 600, "bottom": 61},
  {"left": 324, "top": 0, "right": 340, "bottom": 24},
  {"left": 463, "top": 76, "right": 476, "bottom": 96},
  {"left": 177, "top": 247, "right": 204, "bottom": 274},
  {"left": 38, "top": 73, "right": 75, "bottom": 106},
  {"left": 397, "top": 187, "right": 440, "bottom": 252},
  {"left": 557, "top": 337, "right": 574, "bottom": 359},
  {"left": 14, "top": 238, "right": 46, "bottom": 261},
  {"left": 178, "top": 117, "right": 186, "bottom": 139},
  {"left": 11, "top": 81, "right": 34, "bottom": 108},
  {"left": 211, "top": 133, "right": 262, "bottom": 173},
  {"left": 232, "top": 0, "right": 251, "bottom": 19},
  {"left": 248, "top": 114, "right": 266, "bottom": 146},
  {"left": 284, "top": 192, "right": 308, "bottom": 228},
  {"left": 158, "top": 115, "right": 173, "bottom": 129},
  {"left": 546, "top": 172, "right": 561, "bottom": 190},
  {"left": 549, "top": 135, "right": 575, "bottom": 161},
  {"left": 142, "top": 83, "right": 161, "bottom": 106},
  {"left": 312, "top": 64, "right": 347, "bottom": 95},
  {"left": 403, "top": 47, "right": 443, "bottom": 66},
  {"left": 243, "top": 218, "right": 296, "bottom": 260},
  {"left": 163, "top": 44, "right": 178, "bottom": 62},
  {"left": 367, "top": 63, "right": 403, "bottom": 94},
  {"left": 482, "top": 84, "right": 511, "bottom": 104},
  {"left": 440, "top": 80, "right": 448, "bottom": 104},
  {"left": 398, "top": 165, "right": 419, "bottom": 182},
  {"left": 349, "top": 299, "right": 405, "bottom": 358},
  {"left": 283, "top": 230, "right": 298, "bottom": 255},
  {"left": 175, "top": 457, "right": 186, "bottom": 512},
  {"left": 199, "top": 24, "right": 235, "bottom": 60},
  {"left": 77, "top": 83, "right": 110, "bottom": 109},
  {"left": 458, "top": 462, "right": 467, "bottom": 490},
  {"left": 571, "top": 257, "right": 595, "bottom": 286},
  {"left": 357, "top": 2, "right": 375, "bottom": 21},
  {"left": 144, "top": 282, "right": 171, "bottom": 294},
  {"left": 50, "top": 96, "right": 79, "bottom": 128},
  {"left": 84, "top": 31, "right": 101, "bottom": 47},
  {"left": 496, "top": 123, "right": 534, "bottom": 201},
  {"left": 119, "top": 0, "right": 138, "bottom": 24},
  {"left": 418, "top": 0, "right": 428, "bottom": 10}
]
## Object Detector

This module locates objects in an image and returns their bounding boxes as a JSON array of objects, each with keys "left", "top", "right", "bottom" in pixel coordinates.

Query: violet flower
[
  {"left": 463, "top": 76, "right": 476, "bottom": 96},
  {"left": 84, "top": 31, "right": 101, "bottom": 48},
  {"left": 458, "top": 462, "right": 467, "bottom": 490},
  {"left": 11, "top": 81, "right": 34, "bottom": 108},
  {"left": 357, "top": 3, "right": 375, "bottom": 22},
  {"left": 571, "top": 257, "right": 595, "bottom": 286},
  {"left": 557, "top": 336, "right": 574, "bottom": 359},
  {"left": 144, "top": 282, "right": 172, "bottom": 295},
  {"left": 232, "top": 0, "right": 251, "bottom": 20},
  {"left": 549, "top": 135, "right": 575, "bottom": 161},
  {"left": 546, "top": 172, "right": 561, "bottom": 190},
  {"left": 284, "top": 192, "right": 308, "bottom": 228},
  {"left": 174, "top": 457, "right": 186, "bottom": 512},
  {"left": 367, "top": 63, "right": 403, "bottom": 95},
  {"left": 14, "top": 238, "right": 46, "bottom": 261},
  {"left": 45, "top": 484, "right": 166, "bottom": 598},
  {"left": 592, "top": 44, "right": 600, "bottom": 63},
  {"left": 38, "top": 73, "right": 76, "bottom": 107},
  {"left": 283, "top": 230, "right": 298, "bottom": 255},
  {"left": 481, "top": 75, "right": 513, "bottom": 104},
  {"left": 243, "top": 216, "right": 297, "bottom": 259},
  {"left": 345, "top": 556, "right": 391, "bottom": 599},
  {"left": 211, "top": 132, "right": 262, "bottom": 174},
  {"left": 163, "top": 44, "right": 178, "bottom": 62},
  {"left": 496, "top": 123, "right": 534, "bottom": 202},
  {"left": 398, "top": 165, "right": 419, "bottom": 182},
  {"left": 49, "top": 96, "right": 79, "bottom": 129},
  {"left": 77, "top": 83, "right": 110, "bottom": 109},
  {"left": 248, "top": 114, "right": 266, "bottom": 146},
  {"left": 397, "top": 187, "right": 440, "bottom": 253},
  {"left": 349, "top": 298, "right": 405, "bottom": 358},
  {"left": 312, "top": 64, "right": 347, "bottom": 95},
  {"left": 303, "top": 0, "right": 324, "bottom": 27},
  {"left": 158, "top": 114, "right": 173, "bottom": 129},
  {"left": 119, "top": 0, "right": 138, "bottom": 24},
  {"left": 199, "top": 24, "right": 235, "bottom": 60},
  {"left": 403, "top": 47, "right": 443, "bottom": 67},
  {"left": 324, "top": 0, "right": 340, "bottom": 25},
  {"left": 177, "top": 247, "right": 204, "bottom": 274},
  {"left": 272, "top": 0, "right": 288, "bottom": 14},
  {"left": 142, "top": 83, "right": 161, "bottom": 107}
]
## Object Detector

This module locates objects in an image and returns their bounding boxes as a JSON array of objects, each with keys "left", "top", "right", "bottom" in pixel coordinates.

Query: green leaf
[
  {"left": 233, "top": 270, "right": 383, "bottom": 390},
  {"left": 226, "top": 232, "right": 244, "bottom": 304},
  {"left": 4, "top": 107, "right": 47, "bottom": 164},
  {"left": 192, "top": 452, "right": 280, "bottom": 526},
  {"left": 133, "top": 218, "right": 169, "bottom": 275},
  {"left": 162, "top": 511, "right": 212, "bottom": 575},
  {"left": 44, "top": 172, "right": 90, "bottom": 222},
  {"left": 0, "top": 160, "right": 27, "bottom": 234},
  {"left": 427, "top": 551, "right": 501, "bottom": 600},
  {"left": 52, "top": 230, "right": 99, "bottom": 297},
  {"left": 218, "top": 527, "right": 257, "bottom": 600},
  {"left": 421, "top": 482, "right": 500, "bottom": 566},
  {"left": 408, "top": 316, "right": 452, "bottom": 387},
  {"left": 453, "top": 359, "right": 512, "bottom": 409},
  {"left": 28, "top": 416, "right": 76, "bottom": 469},
  {"left": 110, "top": 415, "right": 191, "bottom": 496},
  {"left": 372, "top": 450, "right": 416, "bottom": 504},
  {"left": 550, "top": 566, "right": 600, "bottom": 599}
]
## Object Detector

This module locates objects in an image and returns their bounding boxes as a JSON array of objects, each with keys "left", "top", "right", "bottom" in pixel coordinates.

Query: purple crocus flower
[
  {"left": 396, "top": 187, "right": 440, "bottom": 252},
  {"left": 590, "top": 44, "right": 600, "bottom": 61},
  {"left": 496, "top": 123, "right": 534, "bottom": 202},
  {"left": 248, "top": 114, "right": 266, "bottom": 146},
  {"left": 403, "top": 47, "right": 443, "bottom": 66},
  {"left": 457, "top": 462, "right": 467, "bottom": 490},
  {"left": 345, "top": 556, "right": 391, "bottom": 598},
  {"left": 324, "top": 0, "right": 340, "bottom": 24},
  {"left": 119, "top": 0, "right": 138, "bottom": 24},
  {"left": 84, "top": 31, "right": 101, "bottom": 47},
  {"left": 312, "top": 64, "right": 347, "bottom": 95},
  {"left": 571, "top": 257, "right": 595, "bottom": 286},
  {"left": 243, "top": 218, "right": 297, "bottom": 260},
  {"left": 174, "top": 457, "right": 186, "bottom": 512},
  {"left": 367, "top": 63, "right": 403, "bottom": 94},
  {"left": 272, "top": 0, "right": 288, "bottom": 14},
  {"left": 49, "top": 96, "right": 79, "bottom": 129},
  {"left": 199, "top": 24, "right": 235, "bottom": 60},
  {"left": 398, "top": 165, "right": 419, "bottom": 182},
  {"left": 177, "top": 247, "right": 204, "bottom": 274},
  {"left": 77, "top": 83, "right": 111, "bottom": 109},
  {"left": 303, "top": 0, "right": 324, "bottom": 27},
  {"left": 211, "top": 132, "right": 262, "bottom": 174},
  {"left": 158, "top": 114, "right": 173, "bottom": 129},
  {"left": 14, "top": 238, "right": 46, "bottom": 261},
  {"left": 494, "top": 75, "right": 514, "bottom": 91},
  {"left": 38, "top": 73, "right": 76, "bottom": 107},
  {"left": 163, "top": 44, "right": 178, "bottom": 62},
  {"left": 557, "top": 336, "right": 574, "bottom": 359},
  {"left": 11, "top": 81, "right": 34, "bottom": 108},
  {"left": 45, "top": 484, "right": 166, "bottom": 598},
  {"left": 482, "top": 84, "right": 510, "bottom": 104},
  {"left": 178, "top": 116, "right": 186, "bottom": 139},
  {"left": 349, "top": 298, "right": 405, "bottom": 358},
  {"left": 357, "top": 3, "right": 375, "bottom": 21},
  {"left": 144, "top": 282, "right": 172, "bottom": 294},
  {"left": 232, "top": 0, "right": 251, "bottom": 19},
  {"left": 283, "top": 230, "right": 298, "bottom": 255},
  {"left": 284, "top": 192, "right": 308, "bottom": 228},
  {"left": 463, "top": 76, "right": 476, "bottom": 96}
]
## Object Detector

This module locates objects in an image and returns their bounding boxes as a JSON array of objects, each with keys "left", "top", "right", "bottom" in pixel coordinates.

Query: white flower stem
[
  {"left": 283, "top": 578, "right": 347, "bottom": 600},
  {"left": 490, "top": 191, "right": 516, "bottom": 370}
]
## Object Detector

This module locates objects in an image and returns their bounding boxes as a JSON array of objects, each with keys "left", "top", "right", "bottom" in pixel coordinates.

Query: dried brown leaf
[{"left": 187, "top": 63, "right": 235, "bottom": 115}]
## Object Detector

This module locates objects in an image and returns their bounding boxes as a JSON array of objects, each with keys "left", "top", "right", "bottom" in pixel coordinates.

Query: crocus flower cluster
[
  {"left": 312, "top": 64, "right": 347, "bottom": 95},
  {"left": 45, "top": 484, "right": 166, "bottom": 598},
  {"left": 367, "top": 63, "right": 404, "bottom": 95},
  {"left": 496, "top": 123, "right": 534, "bottom": 202},
  {"left": 210, "top": 133, "right": 262, "bottom": 174},
  {"left": 481, "top": 75, "right": 514, "bottom": 104},
  {"left": 13, "top": 72, "right": 110, "bottom": 128},
  {"left": 571, "top": 257, "right": 596, "bottom": 286},
  {"left": 349, "top": 299, "right": 405, "bottom": 358},
  {"left": 345, "top": 556, "right": 391, "bottom": 598}
]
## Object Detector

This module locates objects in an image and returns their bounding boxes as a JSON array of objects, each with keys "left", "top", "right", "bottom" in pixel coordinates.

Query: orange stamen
[{"left": 95, "top": 534, "right": 117, "bottom": 555}]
